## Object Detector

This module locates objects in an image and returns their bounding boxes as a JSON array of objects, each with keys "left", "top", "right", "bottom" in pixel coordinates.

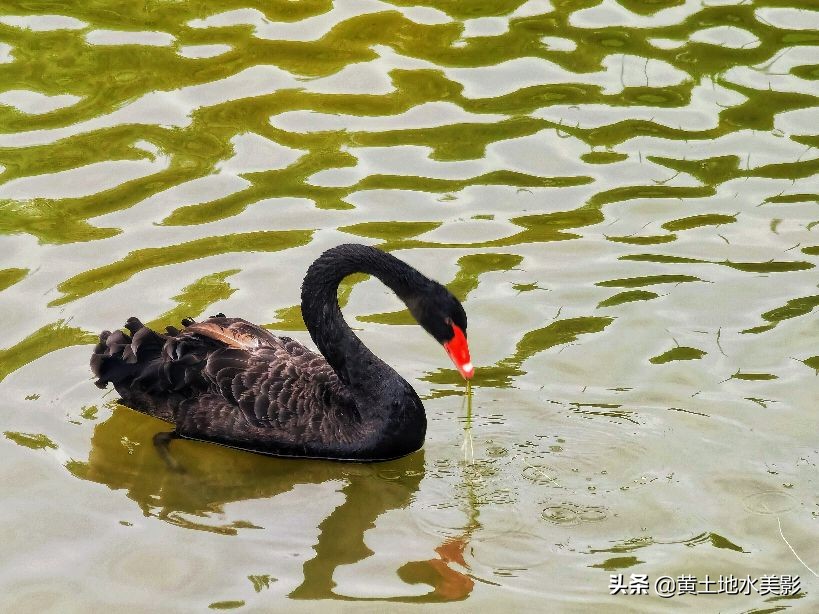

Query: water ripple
[{"left": 1, "top": 0, "right": 817, "bottom": 608}]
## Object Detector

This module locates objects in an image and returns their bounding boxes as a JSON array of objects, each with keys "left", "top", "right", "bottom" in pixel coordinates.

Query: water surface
[{"left": 1, "top": 0, "right": 817, "bottom": 611}]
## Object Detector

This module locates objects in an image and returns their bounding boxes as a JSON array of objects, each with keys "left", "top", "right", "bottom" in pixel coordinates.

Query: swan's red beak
[{"left": 443, "top": 324, "right": 473, "bottom": 380}]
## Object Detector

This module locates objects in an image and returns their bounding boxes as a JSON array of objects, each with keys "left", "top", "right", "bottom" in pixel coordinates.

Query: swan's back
[{"left": 91, "top": 316, "right": 374, "bottom": 458}]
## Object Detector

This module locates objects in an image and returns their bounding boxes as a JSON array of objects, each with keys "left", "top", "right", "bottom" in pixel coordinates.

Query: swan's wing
[
  {"left": 94, "top": 315, "right": 359, "bottom": 447},
  {"left": 192, "top": 336, "right": 360, "bottom": 441},
  {"left": 183, "top": 317, "right": 281, "bottom": 350}
]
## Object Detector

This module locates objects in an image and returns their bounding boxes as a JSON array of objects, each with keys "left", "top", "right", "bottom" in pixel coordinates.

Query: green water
[{"left": 1, "top": 0, "right": 817, "bottom": 610}]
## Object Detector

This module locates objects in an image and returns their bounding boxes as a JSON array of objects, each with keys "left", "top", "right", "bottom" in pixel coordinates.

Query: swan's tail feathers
[{"left": 90, "top": 318, "right": 180, "bottom": 422}]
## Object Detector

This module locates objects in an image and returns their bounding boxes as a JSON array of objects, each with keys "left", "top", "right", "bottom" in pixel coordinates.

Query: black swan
[{"left": 91, "top": 244, "right": 473, "bottom": 462}]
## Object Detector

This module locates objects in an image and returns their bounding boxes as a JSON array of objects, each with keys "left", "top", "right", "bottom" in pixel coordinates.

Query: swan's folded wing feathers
[
  {"left": 170, "top": 321, "right": 360, "bottom": 448},
  {"left": 193, "top": 339, "right": 345, "bottom": 436},
  {"left": 131, "top": 326, "right": 165, "bottom": 360},
  {"left": 202, "top": 348, "right": 247, "bottom": 403},
  {"left": 185, "top": 317, "right": 280, "bottom": 350}
]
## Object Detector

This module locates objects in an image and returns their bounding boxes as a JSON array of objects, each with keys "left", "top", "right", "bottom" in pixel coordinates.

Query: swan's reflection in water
[{"left": 69, "top": 406, "right": 475, "bottom": 602}]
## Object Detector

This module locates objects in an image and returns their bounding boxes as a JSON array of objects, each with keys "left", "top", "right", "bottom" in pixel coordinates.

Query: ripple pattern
[{"left": 1, "top": 0, "right": 817, "bottom": 610}]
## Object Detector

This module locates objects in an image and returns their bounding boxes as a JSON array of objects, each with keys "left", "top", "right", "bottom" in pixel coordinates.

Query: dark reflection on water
[{"left": 69, "top": 406, "right": 475, "bottom": 602}]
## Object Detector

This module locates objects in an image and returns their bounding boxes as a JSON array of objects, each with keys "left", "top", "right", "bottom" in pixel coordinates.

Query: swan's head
[{"left": 407, "top": 283, "right": 473, "bottom": 380}]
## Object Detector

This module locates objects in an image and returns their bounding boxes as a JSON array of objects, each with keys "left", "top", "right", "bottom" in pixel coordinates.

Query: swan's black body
[{"left": 91, "top": 244, "right": 469, "bottom": 462}]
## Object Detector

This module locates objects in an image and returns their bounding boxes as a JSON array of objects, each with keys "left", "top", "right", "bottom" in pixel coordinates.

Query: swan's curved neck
[{"left": 300, "top": 244, "right": 428, "bottom": 391}]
